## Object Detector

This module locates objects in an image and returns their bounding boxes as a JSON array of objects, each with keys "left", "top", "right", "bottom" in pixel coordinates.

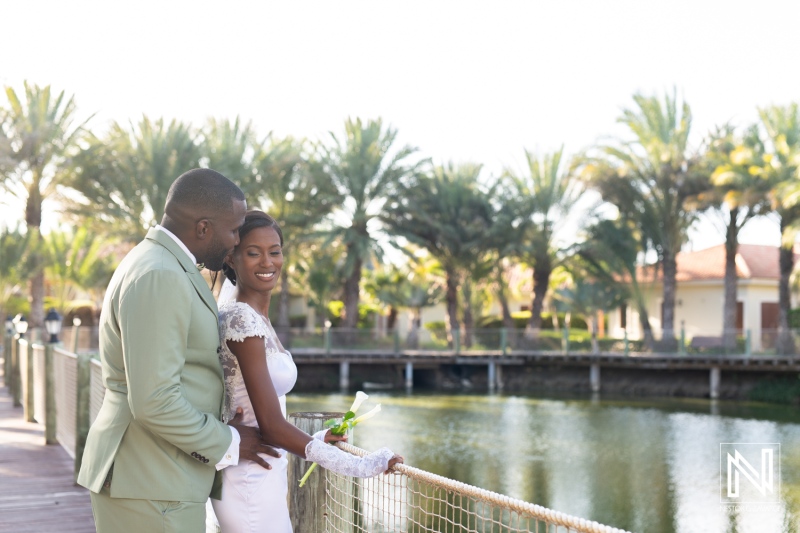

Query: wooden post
[
  {"left": 496, "top": 364, "right": 504, "bottom": 391},
  {"left": 3, "top": 333, "right": 12, "bottom": 388},
  {"left": 21, "top": 339, "right": 35, "bottom": 422},
  {"left": 710, "top": 366, "right": 721, "bottom": 400},
  {"left": 288, "top": 412, "right": 347, "bottom": 533},
  {"left": 339, "top": 361, "right": 349, "bottom": 390},
  {"left": 590, "top": 363, "right": 601, "bottom": 393},
  {"left": 71, "top": 324, "right": 81, "bottom": 354},
  {"left": 11, "top": 335, "right": 21, "bottom": 407},
  {"left": 74, "top": 353, "right": 91, "bottom": 480},
  {"left": 44, "top": 343, "right": 57, "bottom": 445},
  {"left": 488, "top": 361, "right": 496, "bottom": 392},
  {"left": 404, "top": 362, "right": 413, "bottom": 389}
]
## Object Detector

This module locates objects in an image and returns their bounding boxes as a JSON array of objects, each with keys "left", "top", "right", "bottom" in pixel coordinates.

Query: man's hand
[{"left": 228, "top": 408, "right": 280, "bottom": 469}]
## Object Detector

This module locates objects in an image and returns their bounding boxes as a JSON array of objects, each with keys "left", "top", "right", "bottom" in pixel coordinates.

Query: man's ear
[
  {"left": 196, "top": 219, "right": 211, "bottom": 240},
  {"left": 224, "top": 253, "right": 234, "bottom": 269}
]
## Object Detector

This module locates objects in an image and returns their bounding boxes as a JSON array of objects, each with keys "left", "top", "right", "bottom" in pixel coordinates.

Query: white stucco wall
[{"left": 607, "top": 278, "right": 781, "bottom": 347}]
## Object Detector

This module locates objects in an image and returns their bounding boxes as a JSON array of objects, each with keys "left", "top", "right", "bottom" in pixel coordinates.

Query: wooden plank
[{"left": 0, "top": 379, "right": 95, "bottom": 533}]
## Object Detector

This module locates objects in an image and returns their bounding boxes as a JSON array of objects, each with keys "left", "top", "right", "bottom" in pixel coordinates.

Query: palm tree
[
  {"left": 0, "top": 226, "right": 31, "bottom": 319},
  {"left": 382, "top": 162, "right": 499, "bottom": 346},
  {"left": 696, "top": 124, "right": 771, "bottom": 350},
  {"left": 758, "top": 103, "right": 800, "bottom": 354},
  {"left": 556, "top": 253, "right": 628, "bottom": 353},
  {"left": 576, "top": 218, "right": 656, "bottom": 350},
  {"left": 315, "top": 117, "right": 424, "bottom": 329},
  {"left": 0, "top": 82, "right": 90, "bottom": 328},
  {"left": 247, "top": 135, "right": 342, "bottom": 328},
  {"left": 503, "top": 146, "right": 584, "bottom": 339},
  {"left": 581, "top": 90, "right": 709, "bottom": 351},
  {"left": 200, "top": 116, "right": 260, "bottom": 184},
  {"left": 43, "top": 225, "right": 117, "bottom": 313},
  {"left": 65, "top": 116, "right": 201, "bottom": 240},
  {"left": 294, "top": 240, "right": 345, "bottom": 329}
]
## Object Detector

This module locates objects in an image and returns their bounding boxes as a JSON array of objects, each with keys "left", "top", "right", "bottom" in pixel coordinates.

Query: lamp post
[
  {"left": 42, "top": 312, "right": 61, "bottom": 445},
  {"left": 71, "top": 317, "right": 82, "bottom": 354},
  {"left": 44, "top": 308, "right": 63, "bottom": 344},
  {"left": 13, "top": 314, "right": 28, "bottom": 338}
]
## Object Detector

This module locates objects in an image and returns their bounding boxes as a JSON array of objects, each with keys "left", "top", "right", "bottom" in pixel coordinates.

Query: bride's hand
[
  {"left": 387, "top": 454, "right": 404, "bottom": 472},
  {"left": 311, "top": 428, "right": 348, "bottom": 444}
]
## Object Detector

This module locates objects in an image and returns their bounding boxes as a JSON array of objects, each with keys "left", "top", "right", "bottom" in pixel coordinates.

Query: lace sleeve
[{"left": 219, "top": 302, "right": 268, "bottom": 342}]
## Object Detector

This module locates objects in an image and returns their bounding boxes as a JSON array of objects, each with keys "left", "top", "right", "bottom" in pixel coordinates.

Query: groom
[{"left": 78, "top": 169, "right": 278, "bottom": 532}]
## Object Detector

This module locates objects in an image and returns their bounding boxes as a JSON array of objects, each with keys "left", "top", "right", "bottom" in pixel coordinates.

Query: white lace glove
[
  {"left": 305, "top": 439, "right": 394, "bottom": 478},
  {"left": 312, "top": 429, "right": 329, "bottom": 442}
]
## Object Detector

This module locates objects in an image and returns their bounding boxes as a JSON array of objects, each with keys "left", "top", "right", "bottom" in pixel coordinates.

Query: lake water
[{"left": 286, "top": 391, "right": 800, "bottom": 533}]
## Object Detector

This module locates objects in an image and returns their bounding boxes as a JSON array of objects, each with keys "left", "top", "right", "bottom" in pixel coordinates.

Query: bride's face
[{"left": 228, "top": 226, "right": 283, "bottom": 293}]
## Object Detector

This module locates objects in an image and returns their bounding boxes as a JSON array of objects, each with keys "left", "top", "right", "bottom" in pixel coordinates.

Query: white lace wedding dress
[
  {"left": 210, "top": 301, "right": 298, "bottom": 533},
  {"left": 209, "top": 300, "right": 394, "bottom": 533}
]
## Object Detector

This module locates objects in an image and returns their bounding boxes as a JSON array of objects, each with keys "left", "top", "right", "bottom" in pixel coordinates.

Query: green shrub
[
  {"left": 477, "top": 311, "right": 588, "bottom": 330},
  {"left": 790, "top": 308, "right": 800, "bottom": 329}
]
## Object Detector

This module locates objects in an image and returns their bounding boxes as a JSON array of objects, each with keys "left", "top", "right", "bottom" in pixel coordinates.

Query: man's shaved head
[
  {"left": 164, "top": 168, "right": 245, "bottom": 220},
  {"left": 160, "top": 168, "right": 247, "bottom": 270}
]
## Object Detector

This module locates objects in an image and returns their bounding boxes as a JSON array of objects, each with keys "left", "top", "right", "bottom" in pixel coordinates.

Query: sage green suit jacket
[{"left": 77, "top": 228, "right": 230, "bottom": 502}]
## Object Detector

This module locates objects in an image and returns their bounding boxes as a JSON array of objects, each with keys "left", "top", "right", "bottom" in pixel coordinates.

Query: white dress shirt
[{"left": 155, "top": 225, "right": 240, "bottom": 470}]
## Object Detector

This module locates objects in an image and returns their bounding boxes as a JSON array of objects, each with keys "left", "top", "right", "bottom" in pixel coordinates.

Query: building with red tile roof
[{"left": 610, "top": 244, "right": 795, "bottom": 351}]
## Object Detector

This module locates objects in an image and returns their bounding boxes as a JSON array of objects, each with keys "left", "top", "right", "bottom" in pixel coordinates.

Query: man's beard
[{"left": 204, "top": 239, "right": 231, "bottom": 272}]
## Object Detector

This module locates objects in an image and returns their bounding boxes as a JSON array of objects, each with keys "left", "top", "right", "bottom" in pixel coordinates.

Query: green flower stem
[{"left": 298, "top": 461, "right": 318, "bottom": 487}]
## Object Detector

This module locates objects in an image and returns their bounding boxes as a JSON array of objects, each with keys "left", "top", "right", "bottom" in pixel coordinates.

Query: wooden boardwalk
[{"left": 0, "top": 380, "right": 95, "bottom": 532}]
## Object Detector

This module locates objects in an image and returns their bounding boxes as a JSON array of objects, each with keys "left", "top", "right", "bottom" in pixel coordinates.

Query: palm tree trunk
[
  {"left": 660, "top": 253, "right": 678, "bottom": 351},
  {"left": 777, "top": 215, "right": 796, "bottom": 355},
  {"left": 406, "top": 308, "right": 421, "bottom": 349},
  {"left": 722, "top": 212, "right": 738, "bottom": 351},
  {"left": 445, "top": 267, "right": 460, "bottom": 347},
  {"left": 527, "top": 260, "right": 551, "bottom": 338},
  {"left": 26, "top": 186, "right": 45, "bottom": 330},
  {"left": 463, "top": 281, "right": 473, "bottom": 348},
  {"left": 630, "top": 276, "right": 655, "bottom": 351},
  {"left": 496, "top": 274, "right": 516, "bottom": 348},
  {"left": 343, "top": 250, "right": 362, "bottom": 330},
  {"left": 494, "top": 266, "right": 514, "bottom": 329},
  {"left": 387, "top": 306, "right": 397, "bottom": 331}
]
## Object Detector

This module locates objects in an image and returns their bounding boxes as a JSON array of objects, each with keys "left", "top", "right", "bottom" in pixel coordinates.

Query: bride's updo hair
[{"left": 221, "top": 209, "right": 283, "bottom": 286}]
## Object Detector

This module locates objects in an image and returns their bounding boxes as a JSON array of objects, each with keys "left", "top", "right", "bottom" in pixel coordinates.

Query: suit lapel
[{"left": 146, "top": 228, "right": 219, "bottom": 317}]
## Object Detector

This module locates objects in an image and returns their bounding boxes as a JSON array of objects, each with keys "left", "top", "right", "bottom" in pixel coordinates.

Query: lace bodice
[{"left": 218, "top": 301, "right": 297, "bottom": 425}]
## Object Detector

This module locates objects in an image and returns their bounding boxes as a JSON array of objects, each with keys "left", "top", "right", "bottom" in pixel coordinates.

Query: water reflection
[{"left": 287, "top": 392, "right": 800, "bottom": 533}]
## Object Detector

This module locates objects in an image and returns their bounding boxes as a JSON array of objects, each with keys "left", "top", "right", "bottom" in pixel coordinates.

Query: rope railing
[{"left": 326, "top": 442, "right": 631, "bottom": 533}]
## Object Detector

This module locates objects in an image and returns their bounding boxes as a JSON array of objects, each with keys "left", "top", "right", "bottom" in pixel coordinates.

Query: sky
[{"left": 2, "top": 0, "right": 799, "bottom": 250}]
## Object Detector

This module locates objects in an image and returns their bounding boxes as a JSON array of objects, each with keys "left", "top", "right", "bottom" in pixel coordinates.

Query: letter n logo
[{"left": 720, "top": 443, "right": 780, "bottom": 503}]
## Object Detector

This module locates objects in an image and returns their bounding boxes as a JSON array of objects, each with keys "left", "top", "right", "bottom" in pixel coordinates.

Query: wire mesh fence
[{"left": 323, "top": 442, "right": 630, "bottom": 533}]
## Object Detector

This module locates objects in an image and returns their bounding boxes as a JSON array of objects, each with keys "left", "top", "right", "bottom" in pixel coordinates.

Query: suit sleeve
[{"left": 120, "top": 269, "right": 232, "bottom": 464}]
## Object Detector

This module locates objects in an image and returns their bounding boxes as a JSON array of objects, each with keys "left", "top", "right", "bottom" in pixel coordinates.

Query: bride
[{"left": 209, "top": 209, "right": 402, "bottom": 533}]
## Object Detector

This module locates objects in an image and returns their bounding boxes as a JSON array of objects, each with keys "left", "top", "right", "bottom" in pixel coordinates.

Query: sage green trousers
[{"left": 90, "top": 485, "right": 206, "bottom": 533}]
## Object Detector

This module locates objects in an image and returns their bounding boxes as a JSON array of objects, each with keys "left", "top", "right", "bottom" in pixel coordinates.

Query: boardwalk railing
[
  {"left": 323, "top": 442, "right": 630, "bottom": 533},
  {"left": 6, "top": 337, "right": 630, "bottom": 533}
]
